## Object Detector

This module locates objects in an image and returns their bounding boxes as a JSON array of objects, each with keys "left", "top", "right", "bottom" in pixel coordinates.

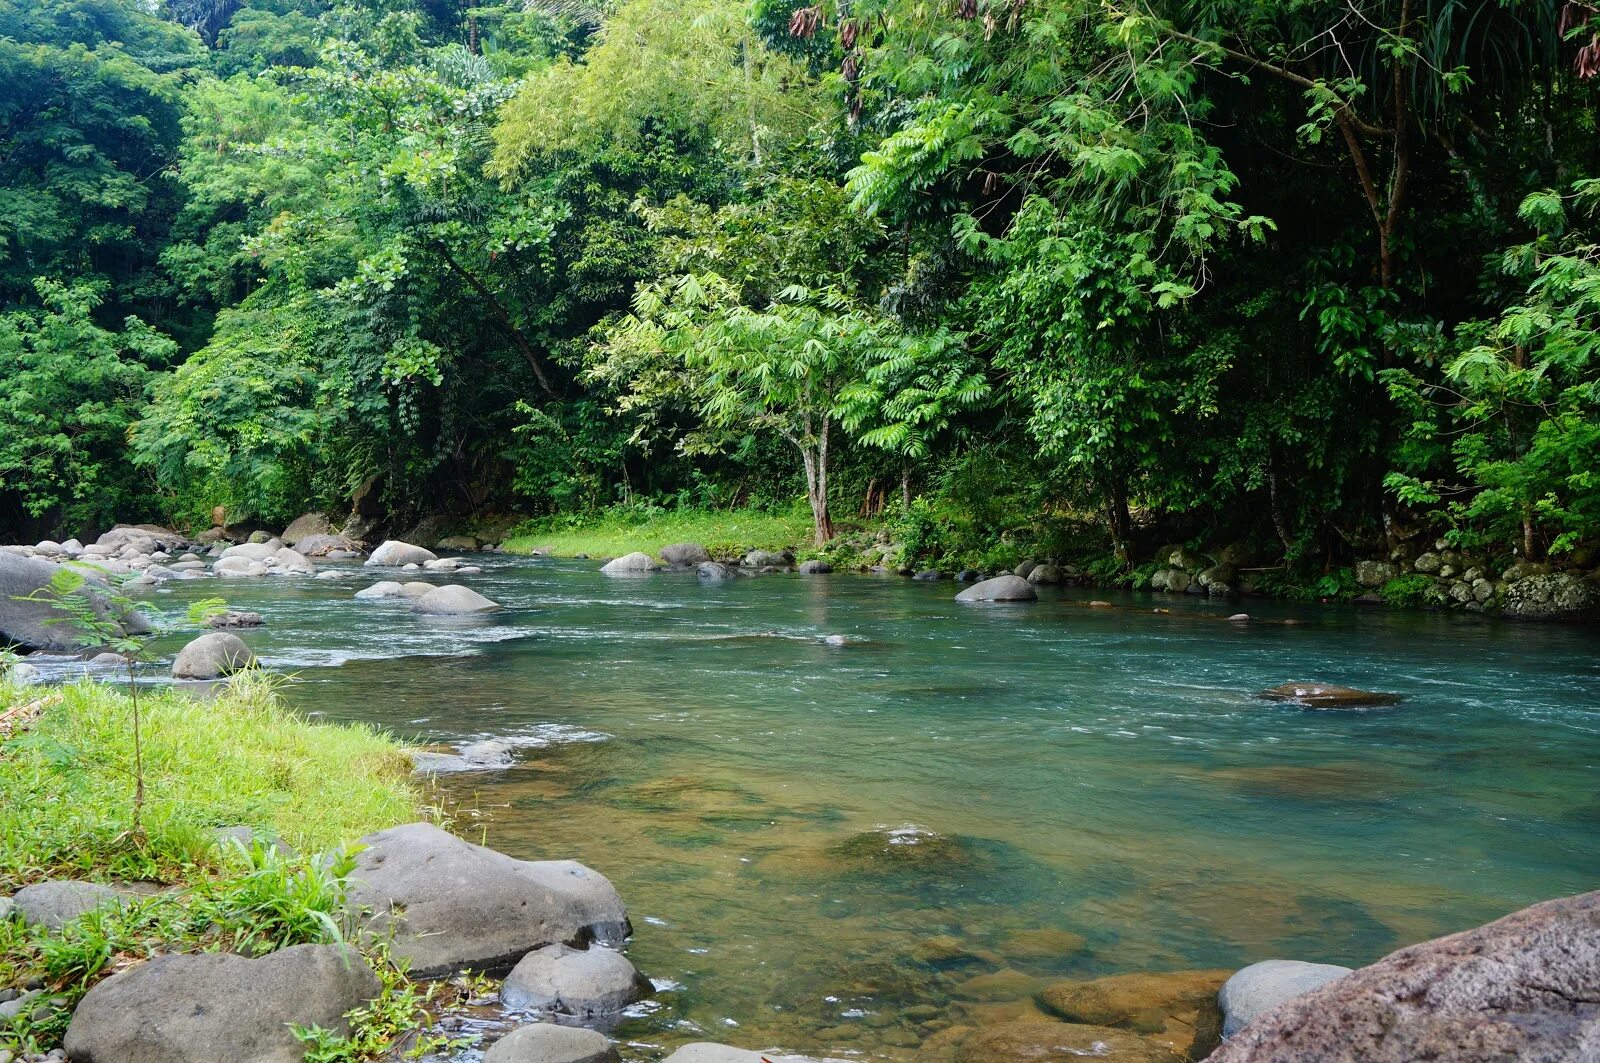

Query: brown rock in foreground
[
  {"left": 1038, "top": 969, "right": 1229, "bottom": 1060},
  {"left": 1255, "top": 682, "right": 1401, "bottom": 709},
  {"left": 1210, "top": 889, "right": 1600, "bottom": 1063}
]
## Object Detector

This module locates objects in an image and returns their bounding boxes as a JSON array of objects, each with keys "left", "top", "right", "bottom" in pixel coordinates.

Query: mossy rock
[{"left": 829, "top": 826, "right": 976, "bottom": 872}]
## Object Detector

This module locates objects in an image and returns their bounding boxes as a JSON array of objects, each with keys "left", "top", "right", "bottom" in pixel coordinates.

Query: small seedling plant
[{"left": 18, "top": 566, "right": 225, "bottom": 842}]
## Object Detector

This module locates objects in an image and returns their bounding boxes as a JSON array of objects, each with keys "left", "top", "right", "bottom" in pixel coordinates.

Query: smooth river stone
[
  {"left": 954, "top": 574, "right": 1037, "bottom": 603},
  {"left": 1219, "top": 959, "right": 1353, "bottom": 1037}
]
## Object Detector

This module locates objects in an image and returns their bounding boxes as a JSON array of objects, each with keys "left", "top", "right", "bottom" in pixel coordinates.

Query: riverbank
[
  {"left": 0, "top": 675, "right": 434, "bottom": 1058},
  {"left": 495, "top": 505, "right": 1600, "bottom": 623}
]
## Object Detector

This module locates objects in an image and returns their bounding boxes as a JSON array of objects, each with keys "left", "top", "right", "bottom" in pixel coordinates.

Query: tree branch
[{"left": 430, "top": 241, "right": 561, "bottom": 398}]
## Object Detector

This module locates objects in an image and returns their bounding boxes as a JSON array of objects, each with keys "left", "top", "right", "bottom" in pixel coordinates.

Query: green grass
[
  {"left": 0, "top": 673, "right": 419, "bottom": 888},
  {"left": 502, "top": 502, "right": 815, "bottom": 559},
  {"left": 0, "top": 676, "right": 437, "bottom": 1058}
]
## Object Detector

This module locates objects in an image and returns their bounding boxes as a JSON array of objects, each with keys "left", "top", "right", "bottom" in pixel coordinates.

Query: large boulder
[
  {"left": 0, "top": 552, "right": 152, "bottom": 653},
  {"left": 366, "top": 540, "right": 438, "bottom": 567},
  {"left": 172, "top": 632, "right": 257, "bottom": 680},
  {"left": 658, "top": 543, "right": 711, "bottom": 567},
  {"left": 696, "top": 561, "right": 734, "bottom": 580},
  {"left": 741, "top": 549, "right": 791, "bottom": 569},
  {"left": 1038, "top": 968, "right": 1229, "bottom": 1060},
  {"left": 1256, "top": 682, "right": 1401, "bottom": 710},
  {"left": 413, "top": 585, "right": 502, "bottom": 615},
  {"left": 12, "top": 880, "right": 126, "bottom": 930},
  {"left": 63, "top": 943, "right": 379, "bottom": 1063},
  {"left": 343, "top": 822, "right": 630, "bottom": 977},
  {"left": 1027, "top": 563, "right": 1063, "bottom": 585},
  {"left": 213, "top": 555, "right": 269, "bottom": 577},
  {"left": 1501, "top": 572, "right": 1600, "bottom": 622},
  {"left": 954, "top": 574, "right": 1037, "bottom": 603},
  {"left": 95, "top": 524, "right": 187, "bottom": 553},
  {"left": 1209, "top": 889, "right": 1600, "bottom": 1063},
  {"left": 600, "top": 552, "right": 659, "bottom": 575},
  {"left": 295, "top": 533, "right": 359, "bottom": 557},
  {"left": 797, "top": 559, "right": 833, "bottom": 574},
  {"left": 501, "top": 943, "right": 651, "bottom": 1018},
  {"left": 220, "top": 542, "right": 279, "bottom": 561},
  {"left": 485, "top": 1025, "right": 620, "bottom": 1063},
  {"left": 355, "top": 581, "right": 404, "bottom": 599},
  {"left": 280, "top": 511, "right": 333, "bottom": 545},
  {"left": 1218, "top": 959, "right": 1353, "bottom": 1038},
  {"left": 270, "top": 546, "right": 315, "bottom": 574}
]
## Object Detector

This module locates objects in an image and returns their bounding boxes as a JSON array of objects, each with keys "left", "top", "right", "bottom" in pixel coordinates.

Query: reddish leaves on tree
[
  {"left": 789, "top": 5, "right": 822, "bottom": 38},
  {"left": 1562, "top": 2, "right": 1600, "bottom": 78}
]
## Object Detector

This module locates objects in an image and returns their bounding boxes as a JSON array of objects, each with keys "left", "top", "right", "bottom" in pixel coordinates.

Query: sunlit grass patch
[{"left": 502, "top": 502, "right": 813, "bottom": 559}]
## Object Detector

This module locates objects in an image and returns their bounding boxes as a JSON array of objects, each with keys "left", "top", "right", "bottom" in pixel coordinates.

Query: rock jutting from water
[
  {"left": 600, "top": 551, "right": 659, "bottom": 575},
  {"left": 484, "top": 1024, "right": 621, "bottom": 1063},
  {"left": 342, "top": 822, "right": 630, "bottom": 978},
  {"left": 1210, "top": 888, "right": 1600, "bottom": 1062},
  {"left": 659, "top": 542, "right": 711, "bottom": 568},
  {"left": 1217, "top": 959, "right": 1353, "bottom": 1038},
  {"left": 954, "top": 574, "right": 1037, "bottom": 602},
  {"left": 500, "top": 943, "right": 652, "bottom": 1019},
  {"left": 171, "top": 632, "right": 257, "bottom": 680},
  {"left": 412, "top": 584, "right": 502, "bottom": 614},
  {"left": 366, "top": 540, "right": 438, "bottom": 567},
  {"left": 1255, "top": 682, "right": 1402, "bottom": 709}
]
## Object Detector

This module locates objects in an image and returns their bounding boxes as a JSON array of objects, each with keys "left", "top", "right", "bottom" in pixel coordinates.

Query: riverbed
[{"left": 121, "top": 556, "right": 1600, "bottom": 1058}]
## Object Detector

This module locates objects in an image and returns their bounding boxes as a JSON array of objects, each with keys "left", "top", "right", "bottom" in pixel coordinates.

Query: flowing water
[{"left": 120, "top": 557, "right": 1600, "bottom": 1059}]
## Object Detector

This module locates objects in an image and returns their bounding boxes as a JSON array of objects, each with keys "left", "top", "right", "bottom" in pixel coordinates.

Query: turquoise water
[{"left": 134, "top": 558, "right": 1600, "bottom": 1058}]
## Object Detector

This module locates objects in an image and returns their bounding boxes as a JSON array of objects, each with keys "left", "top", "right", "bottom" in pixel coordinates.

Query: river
[{"left": 132, "top": 556, "right": 1600, "bottom": 1058}]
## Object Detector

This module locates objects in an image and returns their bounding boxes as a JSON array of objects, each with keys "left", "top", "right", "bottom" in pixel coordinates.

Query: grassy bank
[
  {"left": 502, "top": 502, "right": 814, "bottom": 559},
  {"left": 0, "top": 676, "right": 432, "bottom": 1058}
]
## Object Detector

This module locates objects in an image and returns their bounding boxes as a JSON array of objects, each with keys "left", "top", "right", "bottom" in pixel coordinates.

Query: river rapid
[{"left": 118, "top": 556, "right": 1600, "bottom": 1059}]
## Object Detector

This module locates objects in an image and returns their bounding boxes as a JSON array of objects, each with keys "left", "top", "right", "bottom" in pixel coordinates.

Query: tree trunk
[
  {"left": 901, "top": 465, "right": 912, "bottom": 510},
  {"left": 1106, "top": 478, "right": 1132, "bottom": 565}
]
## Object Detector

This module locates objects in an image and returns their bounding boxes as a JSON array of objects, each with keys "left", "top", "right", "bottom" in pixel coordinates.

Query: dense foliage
[{"left": 2, "top": 0, "right": 1598, "bottom": 570}]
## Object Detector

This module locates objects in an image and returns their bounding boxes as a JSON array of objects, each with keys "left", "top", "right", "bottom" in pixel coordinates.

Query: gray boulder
[
  {"left": 344, "top": 822, "right": 630, "bottom": 977},
  {"left": 1354, "top": 560, "right": 1400, "bottom": 587},
  {"left": 280, "top": 511, "right": 332, "bottom": 545},
  {"left": 658, "top": 543, "right": 711, "bottom": 567},
  {"left": 1027, "top": 563, "right": 1063, "bottom": 585},
  {"left": 501, "top": 943, "right": 651, "bottom": 1018},
  {"left": 414, "top": 585, "right": 502, "bottom": 615},
  {"left": 12, "top": 880, "right": 125, "bottom": 930},
  {"left": 797, "top": 560, "right": 832, "bottom": 574},
  {"left": 355, "top": 581, "right": 404, "bottom": 599},
  {"left": 400, "top": 581, "right": 436, "bottom": 598},
  {"left": 220, "top": 542, "right": 279, "bottom": 561},
  {"left": 63, "top": 943, "right": 379, "bottom": 1063},
  {"left": 270, "top": 547, "right": 314, "bottom": 574},
  {"left": 366, "top": 540, "right": 438, "bottom": 567},
  {"left": 295, "top": 533, "right": 359, "bottom": 557},
  {"left": 954, "top": 574, "right": 1037, "bottom": 603},
  {"left": 1209, "top": 889, "right": 1600, "bottom": 1063},
  {"left": 696, "top": 561, "right": 734, "bottom": 580},
  {"left": 600, "top": 552, "right": 659, "bottom": 575},
  {"left": 213, "top": 555, "right": 269, "bottom": 577},
  {"left": 204, "top": 611, "right": 265, "bottom": 629},
  {"left": 486, "top": 1025, "right": 620, "bottom": 1063},
  {"left": 0, "top": 552, "right": 152, "bottom": 653},
  {"left": 741, "top": 550, "right": 791, "bottom": 569},
  {"left": 172, "top": 632, "right": 257, "bottom": 680},
  {"left": 1502, "top": 573, "right": 1600, "bottom": 622},
  {"left": 1219, "top": 959, "right": 1353, "bottom": 1038},
  {"left": 8, "top": 661, "right": 43, "bottom": 684}
]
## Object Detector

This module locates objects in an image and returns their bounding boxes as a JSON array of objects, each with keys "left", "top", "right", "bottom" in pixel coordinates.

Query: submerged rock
[
  {"left": 64, "top": 943, "right": 379, "bottom": 1063},
  {"left": 600, "top": 551, "right": 659, "bottom": 575},
  {"left": 344, "top": 822, "right": 629, "bottom": 977},
  {"left": 1038, "top": 969, "right": 1228, "bottom": 1060},
  {"left": 501, "top": 943, "right": 651, "bottom": 1018},
  {"left": 485, "top": 1024, "right": 620, "bottom": 1063},
  {"left": 366, "top": 540, "right": 438, "bottom": 567},
  {"left": 12, "top": 880, "right": 126, "bottom": 930},
  {"left": 830, "top": 826, "right": 974, "bottom": 873},
  {"left": 1256, "top": 683, "right": 1401, "bottom": 709},
  {"left": 1218, "top": 959, "right": 1353, "bottom": 1038},
  {"left": 413, "top": 584, "right": 502, "bottom": 615},
  {"left": 1210, "top": 889, "right": 1600, "bottom": 1062},
  {"left": 662, "top": 1047, "right": 822, "bottom": 1063},
  {"left": 918, "top": 1020, "right": 1177, "bottom": 1063},
  {"left": 172, "top": 632, "right": 257, "bottom": 680},
  {"left": 954, "top": 575, "right": 1037, "bottom": 603}
]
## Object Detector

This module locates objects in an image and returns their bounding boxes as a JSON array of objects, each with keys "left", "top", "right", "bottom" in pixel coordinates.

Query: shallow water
[{"left": 126, "top": 558, "right": 1599, "bottom": 1059}]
